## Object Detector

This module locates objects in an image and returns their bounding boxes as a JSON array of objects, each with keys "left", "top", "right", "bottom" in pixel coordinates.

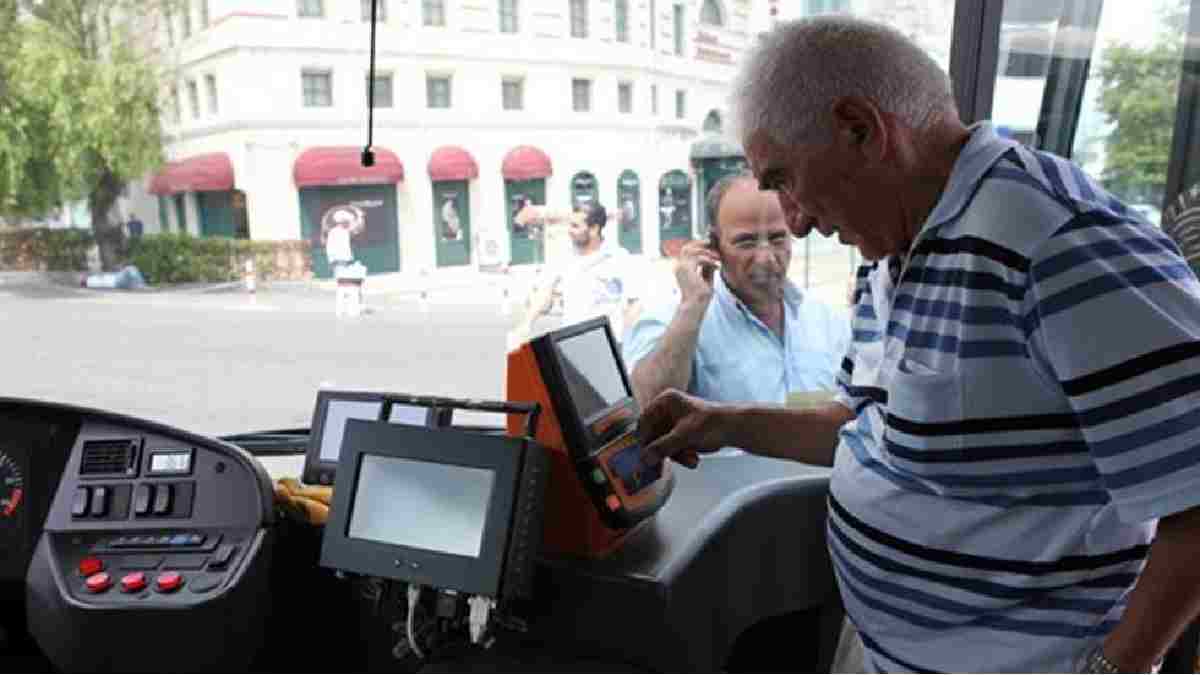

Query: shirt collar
[{"left": 918, "top": 121, "right": 1020, "bottom": 238}]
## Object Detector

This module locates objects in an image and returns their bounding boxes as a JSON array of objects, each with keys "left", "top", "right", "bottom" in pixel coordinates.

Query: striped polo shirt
[{"left": 830, "top": 122, "right": 1200, "bottom": 673}]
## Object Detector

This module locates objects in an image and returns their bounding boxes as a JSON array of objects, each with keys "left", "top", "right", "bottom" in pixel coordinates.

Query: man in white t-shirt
[
  {"left": 517, "top": 202, "right": 646, "bottom": 342},
  {"left": 324, "top": 209, "right": 356, "bottom": 273}
]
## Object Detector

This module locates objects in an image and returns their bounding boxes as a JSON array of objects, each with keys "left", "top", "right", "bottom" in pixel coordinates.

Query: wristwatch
[{"left": 1081, "top": 647, "right": 1123, "bottom": 674}]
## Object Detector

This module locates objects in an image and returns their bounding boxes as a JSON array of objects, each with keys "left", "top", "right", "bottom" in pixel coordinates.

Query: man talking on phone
[{"left": 623, "top": 170, "right": 850, "bottom": 409}]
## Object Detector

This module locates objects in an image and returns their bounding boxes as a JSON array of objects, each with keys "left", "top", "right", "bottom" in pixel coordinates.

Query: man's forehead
[{"left": 718, "top": 182, "right": 785, "bottom": 229}]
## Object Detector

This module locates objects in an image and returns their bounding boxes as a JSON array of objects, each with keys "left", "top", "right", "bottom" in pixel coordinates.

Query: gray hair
[
  {"left": 731, "top": 16, "right": 956, "bottom": 149},
  {"left": 705, "top": 169, "right": 757, "bottom": 241}
]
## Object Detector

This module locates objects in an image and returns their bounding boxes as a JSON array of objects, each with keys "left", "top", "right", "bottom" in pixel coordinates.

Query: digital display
[
  {"left": 149, "top": 451, "right": 191, "bottom": 474},
  {"left": 348, "top": 455, "right": 495, "bottom": 558},
  {"left": 320, "top": 401, "right": 383, "bottom": 462},
  {"left": 606, "top": 438, "right": 662, "bottom": 495},
  {"left": 555, "top": 327, "right": 629, "bottom": 423}
]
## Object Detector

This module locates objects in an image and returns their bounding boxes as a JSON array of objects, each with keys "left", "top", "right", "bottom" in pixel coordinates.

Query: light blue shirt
[{"left": 622, "top": 272, "right": 851, "bottom": 404}]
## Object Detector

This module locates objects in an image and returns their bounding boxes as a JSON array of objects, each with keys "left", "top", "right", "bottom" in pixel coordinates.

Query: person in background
[
  {"left": 516, "top": 201, "right": 646, "bottom": 343},
  {"left": 126, "top": 213, "right": 144, "bottom": 239},
  {"left": 623, "top": 170, "right": 850, "bottom": 409}
]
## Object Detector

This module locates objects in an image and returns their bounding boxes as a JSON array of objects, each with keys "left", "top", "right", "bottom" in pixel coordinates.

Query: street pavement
[{"left": 0, "top": 242, "right": 856, "bottom": 440}]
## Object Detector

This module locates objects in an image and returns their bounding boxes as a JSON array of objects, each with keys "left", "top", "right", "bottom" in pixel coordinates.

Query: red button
[
  {"left": 78, "top": 557, "right": 104, "bottom": 577},
  {"left": 121, "top": 572, "right": 147, "bottom": 593},
  {"left": 605, "top": 495, "right": 621, "bottom": 511},
  {"left": 156, "top": 571, "right": 183, "bottom": 592},
  {"left": 84, "top": 572, "right": 112, "bottom": 593}
]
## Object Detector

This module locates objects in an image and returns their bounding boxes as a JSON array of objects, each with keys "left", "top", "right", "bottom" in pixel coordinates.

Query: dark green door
[
  {"left": 570, "top": 171, "right": 598, "bottom": 209},
  {"left": 158, "top": 197, "right": 169, "bottom": 234},
  {"left": 434, "top": 181, "right": 471, "bottom": 267},
  {"left": 617, "top": 170, "right": 642, "bottom": 254},
  {"left": 506, "top": 179, "right": 546, "bottom": 266},
  {"left": 697, "top": 156, "right": 748, "bottom": 235},
  {"left": 659, "top": 170, "right": 692, "bottom": 245},
  {"left": 197, "top": 191, "right": 238, "bottom": 238},
  {"left": 299, "top": 185, "right": 401, "bottom": 279},
  {"left": 173, "top": 195, "right": 187, "bottom": 233}
]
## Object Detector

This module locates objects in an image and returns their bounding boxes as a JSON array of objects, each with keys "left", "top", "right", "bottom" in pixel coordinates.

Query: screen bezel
[
  {"left": 320, "top": 420, "right": 521, "bottom": 596},
  {"left": 302, "top": 390, "right": 440, "bottom": 486},
  {"left": 531, "top": 316, "right": 639, "bottom": 456}
]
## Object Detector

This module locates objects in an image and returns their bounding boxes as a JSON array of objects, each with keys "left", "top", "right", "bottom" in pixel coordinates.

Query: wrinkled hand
[
  {"left": 673, "top": 240, "right": 719, "bottom": 307},
  {"left": 638, "top": 389, "right": 732, "bottom": 469}
]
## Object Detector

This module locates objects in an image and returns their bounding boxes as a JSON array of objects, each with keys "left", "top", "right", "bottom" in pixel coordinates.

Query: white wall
[{"left": 149, "top": 0, "right": 756, "bottom": 270}]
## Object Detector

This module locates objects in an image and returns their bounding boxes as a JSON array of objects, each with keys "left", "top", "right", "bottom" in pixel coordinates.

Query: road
[
  {"left": 1, "top": 281, "right": 524, "bottom": 436},
  {"left": 0, "top": 242, "right": 856, "bottom": 438}
]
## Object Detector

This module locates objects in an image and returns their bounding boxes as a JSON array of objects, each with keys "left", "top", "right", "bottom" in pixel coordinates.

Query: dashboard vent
[{"left": 80, "top": 439, "right": 138, "bottom": 477}]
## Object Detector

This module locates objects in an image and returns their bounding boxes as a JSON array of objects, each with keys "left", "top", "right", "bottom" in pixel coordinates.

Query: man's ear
[{"left": 831, "top": 96, "right": 888, "bottom": 164}]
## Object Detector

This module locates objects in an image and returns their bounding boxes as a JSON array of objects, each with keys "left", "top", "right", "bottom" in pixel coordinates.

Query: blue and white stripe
[{"left": 830, "top": 122, "right": 1200, "bottom": 672}]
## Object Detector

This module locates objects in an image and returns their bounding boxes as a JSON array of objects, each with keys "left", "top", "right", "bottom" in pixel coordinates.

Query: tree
[
  {"left": 1094, "top": 1, "right": 1188, "bottom": 206},
  {"left": 1, "top": 0, "right": 170, "bottom": 267}
]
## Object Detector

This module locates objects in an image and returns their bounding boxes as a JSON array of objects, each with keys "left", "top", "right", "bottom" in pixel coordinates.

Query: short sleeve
[
  {"left": 621, "top": 294, "right": 678, "bottom": 371},
  {"left": 1026, "top": 212, "right": 1200, "bottom": 524}
]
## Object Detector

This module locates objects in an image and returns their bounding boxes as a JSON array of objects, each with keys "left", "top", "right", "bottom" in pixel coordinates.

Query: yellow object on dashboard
[{"left": 274, "top": 478, "right": 333, "bottom": 526}]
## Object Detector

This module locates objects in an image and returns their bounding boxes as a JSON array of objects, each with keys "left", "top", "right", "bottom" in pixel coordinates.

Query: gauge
[{"left": 0, "top": 451, "right": 23, "bottom": 521}]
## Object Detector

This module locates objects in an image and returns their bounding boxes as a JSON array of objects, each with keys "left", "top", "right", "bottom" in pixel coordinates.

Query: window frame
[
  {"left": 500, "top": 0, "right": 518, "bottom": 33},
  {"left": 572, "top": 78, "right": 592, "bottom": 112},
  {"left": 700, "top": 0, "right": 723, "bottom": 27},
  {"left": 362, "top": 0, "right": 387, "bottom": 22},
  {"left": 427, "top": 75, "right": 452, "bottom": 109},
  {"left": 367, "top": 72, "right": 394, "bottom": 108},
  {"left": 302, "top": 70, "right": 334, "bottom": 108},
  {"left": 423, "top": 0, "right": 446, "bottom": 27},
  {"left": 570, "top": 0, "right": 588, "bottom": 38},
  {"left": 186, "top": 79, "right": 201, "bottom": 119},
  {"left": 297, "top": 0, "right": 324, "bottom": 19},
  {"left": 204, "top": 74, "right": 218, "bottom": 115},
  {"left": 502, "top": 77, "right": 524, "bottom": 111},
  {"left": 615, "top": 0, "right": 629, "bottom": 43}
]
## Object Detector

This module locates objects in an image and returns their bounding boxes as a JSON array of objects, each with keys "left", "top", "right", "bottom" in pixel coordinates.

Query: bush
[
  {"left": 128, "top": 234, "right": 310, "bottom": 285},
  {"left": 0, "top": 228, "right": 96, "bottom": 271}
]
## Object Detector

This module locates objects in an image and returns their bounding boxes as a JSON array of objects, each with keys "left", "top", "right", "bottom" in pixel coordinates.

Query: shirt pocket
[{"left": 881, "top": 355, "right": 964, "bottom": 470}]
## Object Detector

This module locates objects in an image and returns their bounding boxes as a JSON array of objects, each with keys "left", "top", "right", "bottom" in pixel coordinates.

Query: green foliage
[
  {"left": 0, "top": 1, "right": 168, "bottom": 240},
  {"left": 0, "top": 228, "right": 96, "bottom": 270},
  {"left": 128, "top": 234, "right": 291, "bottom": 285},
  {"left": 1094, "top": 1, "right": 1189, "bottom": 205},
  {"left": 1096, "top": 40, "right": 1182, "bottom": 204}
]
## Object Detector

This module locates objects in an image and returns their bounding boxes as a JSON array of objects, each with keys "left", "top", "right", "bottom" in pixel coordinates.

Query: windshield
[{"left": 1, "top": 0, "right": 1195, "bottom": 436}]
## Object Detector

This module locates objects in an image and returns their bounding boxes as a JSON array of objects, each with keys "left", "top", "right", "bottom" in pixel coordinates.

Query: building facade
[{"left": 149, "top": 0, "right": 760, "bottom": 276}]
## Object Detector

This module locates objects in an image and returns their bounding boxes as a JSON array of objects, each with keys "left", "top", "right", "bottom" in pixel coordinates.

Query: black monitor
[
  {"left": 320, "top": 419, "right": 547, "bottom": 600},
  {"left": 529, "top": 316, "right": 673, "bottom": 529},
  {"left": 302, "top": 390, "right": 448, "bottom": 486}
]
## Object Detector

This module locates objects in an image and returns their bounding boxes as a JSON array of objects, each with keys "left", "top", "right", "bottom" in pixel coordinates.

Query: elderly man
[
  {"left": 623, "top": 171, "right": 849, "bottom": 409},
  {"left": 639, "top": 16, "right": 1200, "bottom": 673}
]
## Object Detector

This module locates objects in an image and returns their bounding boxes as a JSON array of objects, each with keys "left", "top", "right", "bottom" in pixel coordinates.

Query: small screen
[
  {"left": 319, "top": 400, "right": 384, "bottom": 462},
  {"left": 150, "top": 451, "right": 191, "bottom": 474},
  {"left": 348, "top": 455, "right": 495, "bottom": 558},
  {"left": 555, "top": 327, "right": 629, "bottom": 422},
  {"left": 389, "top": 404, "right": 428, "bottom": 425},
  {"left": 606, "top": 438, "right": 662, "bottom": 495}
]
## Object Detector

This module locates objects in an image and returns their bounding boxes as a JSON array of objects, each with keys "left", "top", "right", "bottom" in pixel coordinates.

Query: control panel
[
  {"left": 9, "top": 398, "right": 276, "bottom": 672},
  {"left": 53, "top": 529, "right": 248, "bottom": 606}
]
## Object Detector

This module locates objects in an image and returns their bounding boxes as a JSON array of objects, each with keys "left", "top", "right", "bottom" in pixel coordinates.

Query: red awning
[
  {"left": 427, "top": 146, "right": 479, "bottom": 182},
  {"left": 148, "top": 153, "right": 235, "bottom": 195},
  {"left": 293, "top": 146, "right": 404, "bottom": 188},
  {"left": 501, "top": 146, "right": 552, "bottom": 181}
]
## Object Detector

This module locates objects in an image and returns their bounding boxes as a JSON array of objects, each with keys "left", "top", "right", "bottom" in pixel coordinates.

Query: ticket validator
[{"left": 506, "top": 317, "right": 673, "bottom": 557}]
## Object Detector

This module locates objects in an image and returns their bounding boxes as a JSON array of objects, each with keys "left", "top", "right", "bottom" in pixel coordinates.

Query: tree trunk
[{"left": 89, "top": 164, "right": 124, "bottom": 271}]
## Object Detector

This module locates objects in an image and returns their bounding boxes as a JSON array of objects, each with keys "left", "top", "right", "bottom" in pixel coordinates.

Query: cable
[
  {"left": 406, "top": 583, "right": 425, "bottom": 660},
  {"left": 362, "top": 0, "right": 378, "bottom": 167}
]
